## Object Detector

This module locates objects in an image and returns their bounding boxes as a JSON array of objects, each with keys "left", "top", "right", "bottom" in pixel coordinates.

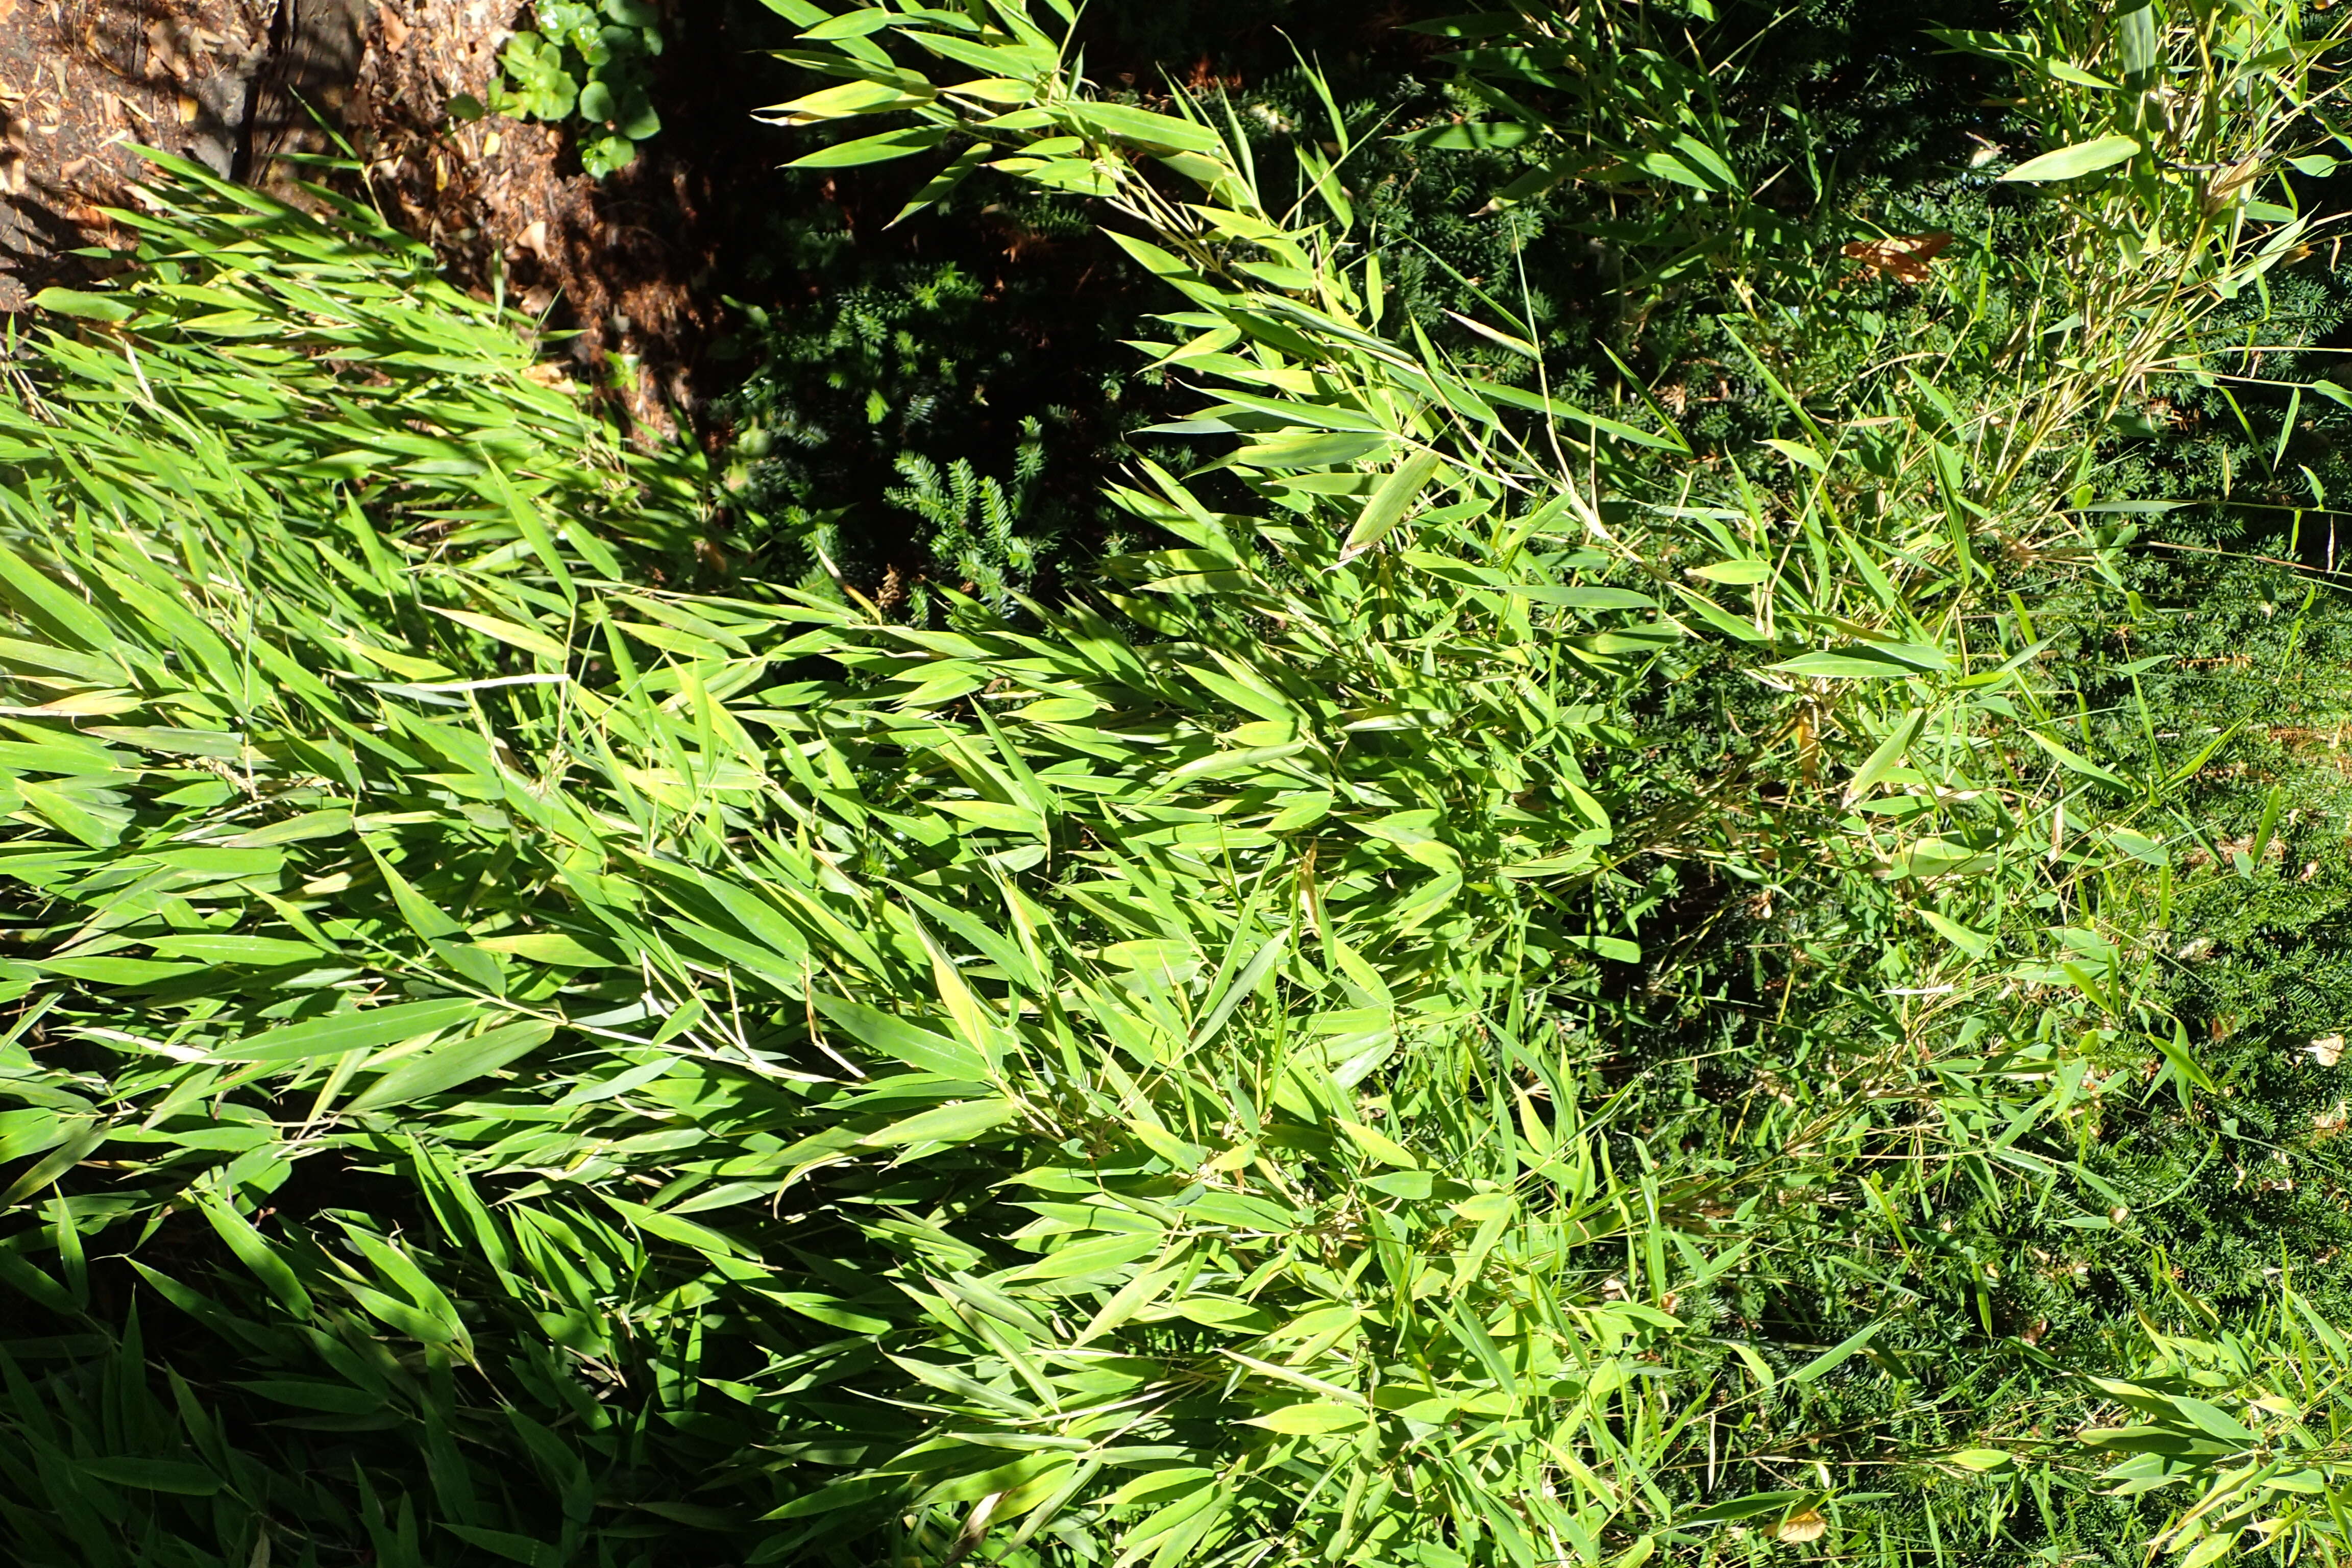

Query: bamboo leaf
[
  {"left": 1339, "top": 450, "right": 1443, "bottom": 565},
  {"left": 1999, "top": 134, "right": 2140, "bottom": 182},
  {"left": 861, "top": 1097, "right": 1019, "bottom": 1146}
]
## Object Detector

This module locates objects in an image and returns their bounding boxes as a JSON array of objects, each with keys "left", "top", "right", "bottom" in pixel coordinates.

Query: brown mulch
[
  {"left": 343, "top": 0, "right": 723, "bottom": 437},
  {"left": 4, "top": 0, "right": 760, "bottom": 441},
  {"left": 0, "top": 0, "right": 282, "bottom": 309}
]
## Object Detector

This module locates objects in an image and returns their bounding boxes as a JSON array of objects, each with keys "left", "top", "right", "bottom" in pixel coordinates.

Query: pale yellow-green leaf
[
  {"left": 1247, "top": 1401, "right": 1371, "bottom": 1435},
  {"left": 1335, "top": 1117, "right": 1417, "bottom": 1169},
  {"left": 473, "top": 932, "right": 624, "bottom": 968},
  {"left": 430, "top": 607, "right": 569, "bottom": 663},
  {"left": 2000, "top": 134, "right": 2140, "bottom": 182}
]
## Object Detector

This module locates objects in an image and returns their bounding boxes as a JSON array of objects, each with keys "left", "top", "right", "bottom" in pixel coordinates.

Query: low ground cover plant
[{"left": 495, "top": 0, "right": 667, "bottom": 177}]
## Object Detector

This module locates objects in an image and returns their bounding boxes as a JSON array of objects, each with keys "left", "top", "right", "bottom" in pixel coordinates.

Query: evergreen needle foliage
[{"left": 6, "top": 5, "right": 2352, "bottom": 1568}]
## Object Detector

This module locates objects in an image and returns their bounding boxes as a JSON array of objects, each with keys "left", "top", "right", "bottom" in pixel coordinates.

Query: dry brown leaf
[
  {"left": 176, "top": 95, "right": 200, "bottom": 125},
  {"left": 1842, "top": 231, "right": 1954, "bottom": 285},
  {"left": 0, "top": 0, "right": 17, "bottom": 25},
  {"left": 2204, "top": 154, "right": 2266, "bottom": 213},
  {"left": 143, "top": 19, "right": 189, "bottom": 81},
  {"left": 2310, "top": 1033, "right": 2344, "bottom": 1067},
  {"left": 1773, "top": 1508, "right": 1828, "bottom": 1545}
]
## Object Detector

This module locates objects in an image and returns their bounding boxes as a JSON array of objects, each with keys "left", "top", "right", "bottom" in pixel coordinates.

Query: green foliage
[
  {"left": 714, "top": 218, "right": 1145, "bottom": 610},
  {"left": 497, "top": 0, "right": 667, "bottom": 178},
  {"left": 9, "top": 5, "right": 2352, "bottom": 1568},
  {"left": 725, "top": 0, "right": 2024, "bottom": 602}
]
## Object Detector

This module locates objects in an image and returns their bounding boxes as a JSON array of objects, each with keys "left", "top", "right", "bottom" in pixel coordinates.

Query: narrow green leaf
[
  {"left": 1334, "top": 1117, "right": 1417, "bottom": 1169},
  {"left": 814, "top": 994, "right": 989, "bottom": 1078},
  {"left": 78, "top": 1458, "right": 222, "bottom": 1496},
  {"left": 197, "top": 1196, "right": 313, "bottom": 1319},
  {"left": 216, "top": 997, "right": 483, "bottom": 1063},
  {"left": 861, "top": 1097, "right": 1019, "bottom": 1146},
  {"left": 1338, "top": 449, "right": 1442, "bottom": 565},
  {"left": 788, "top": 124, "right": 952, "bottom": 167},
  {"left": 1247, "top": 1402, "right": 1371, "bottom": 1435},
  {"left": 1790, "top": 1320, "right": 1880, "bottom": 1384},
  {"left": 1842, "top": 708, "right": 1925, "bottom": 804},
  {"left": 346, "top": 1018, "right": 555, "bottom": 1112},
  {"left": 1999, "top": 134, "right": 2140, "bottom": 182},
  {"left": 430, "top": 606, "right": 570, "bottom": 664}
]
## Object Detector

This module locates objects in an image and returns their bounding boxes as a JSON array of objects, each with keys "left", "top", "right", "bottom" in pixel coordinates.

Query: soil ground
[
  {"left": 344, "top": 0, "right": 790, "bottom": 435},
  {"left": 1, "top": 0, "right": 785, "bottom": 439},
  {"left": 0, "top": 0, "right": 280, "bottom": 308}
]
